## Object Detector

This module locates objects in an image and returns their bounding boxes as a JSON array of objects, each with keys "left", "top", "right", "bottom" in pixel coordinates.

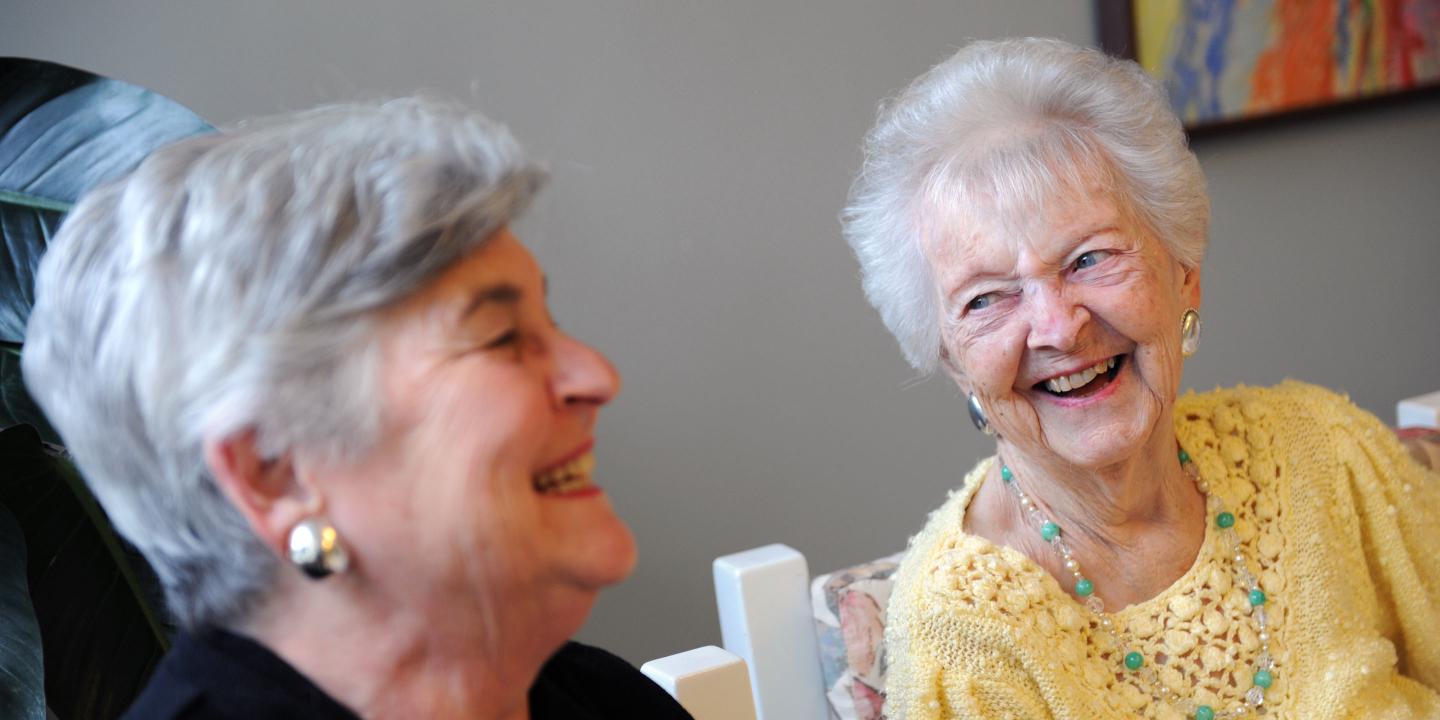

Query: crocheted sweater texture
[{"left": 884, "top": 382, "right": 1440, "bottom": 719}]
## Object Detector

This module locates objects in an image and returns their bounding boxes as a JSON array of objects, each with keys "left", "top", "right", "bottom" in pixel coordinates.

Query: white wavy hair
[
  {"left": 22, "top": 98, "right": 545, "bottom": 630},
  {"left": 841, "top": 38, "right": 1210, "bottom": 373}
]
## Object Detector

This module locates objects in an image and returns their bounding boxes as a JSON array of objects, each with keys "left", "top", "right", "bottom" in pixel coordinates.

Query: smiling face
[
  {"left": 927, "top": 172, "right": 1201, "bottom": 470},
  {"left": 309, "top": 227, "right": 634, "bottom": 641}
]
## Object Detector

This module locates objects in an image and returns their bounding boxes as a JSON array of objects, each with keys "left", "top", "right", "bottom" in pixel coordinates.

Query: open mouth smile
[
  {"left": 1034, "top": 354, "right": 1126, "bottom": 399},
  {"left": 532, "top": 443, "right": 600, "bottom": 497}
]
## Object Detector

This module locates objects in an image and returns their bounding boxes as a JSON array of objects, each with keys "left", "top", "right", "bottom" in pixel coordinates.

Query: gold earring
[{"left": 1180, "top": 308, "right": 1201, "bottom": 358}]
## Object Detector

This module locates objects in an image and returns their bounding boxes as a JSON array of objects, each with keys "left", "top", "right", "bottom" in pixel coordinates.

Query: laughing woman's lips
[
  {"left": 532, "top": 452, "right": 599, "bottom": 496},
  {"left": 1034, "top": 354, "right": 1127, "bottom": 403},
  {"left": 532, "top": 441, "right": 602, "bottom": 497},
  {"left": 1041, "top": 356, "right": 1117, "bottom": 394}
]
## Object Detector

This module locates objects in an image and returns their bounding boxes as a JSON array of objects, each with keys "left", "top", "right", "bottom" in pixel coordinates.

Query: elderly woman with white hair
[
  {"left": 842, "top": 38, "right": 1440, "bottom": 719},
  {"left": 22, "top": 99, "right": 692, "bottom": 720}
]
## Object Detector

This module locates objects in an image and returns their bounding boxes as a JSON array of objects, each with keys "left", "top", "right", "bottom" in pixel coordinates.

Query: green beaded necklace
[{"left": 996, "top": 449, "right": 1276, "bottom": 719}]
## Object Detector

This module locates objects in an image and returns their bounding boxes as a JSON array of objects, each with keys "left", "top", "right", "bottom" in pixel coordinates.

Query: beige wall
[{"left": 5, "top": 1, "right": 1437, "bottom": 664}]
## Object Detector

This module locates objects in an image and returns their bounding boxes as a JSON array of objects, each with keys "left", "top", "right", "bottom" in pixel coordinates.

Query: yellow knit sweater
[{"left": 884, "top": 382, "right": 1440, "bottom": 719}]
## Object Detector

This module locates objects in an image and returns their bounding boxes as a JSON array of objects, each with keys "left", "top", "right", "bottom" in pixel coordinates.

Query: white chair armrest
[
  {"left": 714, "top": 544, "right": 828, "bottom": 720},
  {"left": 641, "top": 645, "right": 756, "bottom": 720},
  {"left": 1398, "top": 390, "right": 1440, "bottom": 429}
]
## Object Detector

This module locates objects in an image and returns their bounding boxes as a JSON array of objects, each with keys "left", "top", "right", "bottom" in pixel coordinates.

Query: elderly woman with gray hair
[
  {"left": 22, "top": 99, "right": 692, "bottom": 720},
  {"left": 843, "top": 38, "right": 1440, "bottom": 719}
]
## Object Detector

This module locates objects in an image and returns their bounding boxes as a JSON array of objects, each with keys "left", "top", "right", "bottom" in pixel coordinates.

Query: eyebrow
[
  {"left": 457, "top": 274, "right": 551, "bottom": 321},
  {"left": 945, "top": 269, "right": 1012, "bottom": 302},
  {"left": 945, "top": 223, "right": 1123, "bottom": 299},
  {"left": 458, "top": 283, "right": 523, "bottom": 320}
]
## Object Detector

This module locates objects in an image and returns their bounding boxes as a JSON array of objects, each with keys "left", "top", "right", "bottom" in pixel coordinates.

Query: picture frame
[{"left": 1097, "top": 0, "right": 1440, "bottom": 134}]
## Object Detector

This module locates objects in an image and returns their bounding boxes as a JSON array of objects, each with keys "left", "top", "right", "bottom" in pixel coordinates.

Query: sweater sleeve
[
  {"left": 941, "top": 675, "right": 1054, "bottom": 720},
  {"left": 884, "top": 606, "right": 1053, "bottom": 720},
  {"left": 881, "top": 617, "right": 943, "bottom": 720},
  {"left": 1327, "top": 394, "right": 1440, "bottom": 690}
]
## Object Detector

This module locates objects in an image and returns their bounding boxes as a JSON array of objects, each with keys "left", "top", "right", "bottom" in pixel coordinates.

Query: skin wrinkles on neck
[{"left": 964, "top": 408, "right": 1207, "bottom": 610}]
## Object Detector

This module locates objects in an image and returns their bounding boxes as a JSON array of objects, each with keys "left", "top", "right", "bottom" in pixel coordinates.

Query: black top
[{"left": 123, "top": 627, "right": 694, "bottom": 720}]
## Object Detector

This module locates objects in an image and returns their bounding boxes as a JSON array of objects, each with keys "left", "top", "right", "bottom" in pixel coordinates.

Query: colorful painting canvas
[{"left": 1107, "top": 0, "right": 1440, "bottom": 128}]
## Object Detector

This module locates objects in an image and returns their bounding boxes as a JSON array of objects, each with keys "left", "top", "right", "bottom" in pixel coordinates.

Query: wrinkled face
[
  {"left": 927, "top": 180, "right": 1200, "bottom": 469},
  {"left": 317, "top": 228, "right": 634, "bottom": 632}
]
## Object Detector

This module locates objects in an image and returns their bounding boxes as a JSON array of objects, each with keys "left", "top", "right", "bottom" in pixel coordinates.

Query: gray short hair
[
  {"left": 22, "top": 98, "right": 546, "bottom": 629},
  {"left": 841, "top": 38, "right": 1210, "bottom": 373}
]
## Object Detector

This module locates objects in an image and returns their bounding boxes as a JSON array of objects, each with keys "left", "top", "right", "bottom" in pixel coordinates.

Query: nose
[
  {"left": 551, "top": 331, "right": 621, "bottom": 408},
  {"left": 1025, "top": 282, "right": 1089, "bottom": 352}
]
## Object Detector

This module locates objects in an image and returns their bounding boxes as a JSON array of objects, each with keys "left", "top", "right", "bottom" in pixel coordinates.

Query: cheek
[
  {"left": 953, "top": 329, "right": 1023, "bottom": 392},
  {"left": 1102, "top": 286, "right": 1186, "bottom": 394},
  {"left": 396, "top": 386, "right": 551, "bottom": 550},
  {"left": 1100, "top": 273, "right": 1175, "bottom": 344},
  {"left": 403, "top": 411, "right": 545, "bottom": 596},
  {"left": 416, "top": 372, "right": 549, "bottom": 467}
]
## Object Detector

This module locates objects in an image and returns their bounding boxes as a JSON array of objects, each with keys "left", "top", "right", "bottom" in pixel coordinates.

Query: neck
[
  {"left": 998, "top": 426, "right": 1190, "bottom": 548},
  {"left": 238, "top": 571, "right": 595, "bottom": 719},
  {"left": 976, "top": 415, "right": 1206, "bottom": 608}
]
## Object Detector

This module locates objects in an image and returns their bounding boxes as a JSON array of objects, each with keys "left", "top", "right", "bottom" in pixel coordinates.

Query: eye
[
  {"left": 484, "top": 328, "right": 520, "bottom": 350},
  {"left": 966, "top": 293, "right": 996, "bottom": 312},
  {"left": 1073, "top": 250, "right": 1111, "bottom": 270}
]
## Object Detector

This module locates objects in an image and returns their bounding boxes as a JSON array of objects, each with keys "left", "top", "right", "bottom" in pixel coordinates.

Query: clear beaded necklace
[{"left": 997, "top": 449, "right": 1275, "bottom": 720}]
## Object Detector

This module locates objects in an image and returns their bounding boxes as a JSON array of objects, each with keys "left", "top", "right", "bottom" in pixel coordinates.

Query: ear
[
  {"left": 203, "top": 430, "right": 320, "bottom": 560},
  {"left": 1180, "top": 262, "right": 1203, "bottom": 310}
]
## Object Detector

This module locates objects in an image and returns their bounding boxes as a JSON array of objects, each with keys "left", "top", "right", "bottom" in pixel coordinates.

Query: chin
[
  {"left": 1054, "top": 436, "right": 1146, "bottom": 470},
  {"left": 1025, "top": 375, "right": 1168, "bottom": 469},
  {"left": 1072, "top": 414, "right": 1167, "bottom": 467},
  {"left": 599, "top": 524, "right": 639, "bottom": 585},
  {"left": 570, "top": 520, "right": 639, "bottom": 590}
]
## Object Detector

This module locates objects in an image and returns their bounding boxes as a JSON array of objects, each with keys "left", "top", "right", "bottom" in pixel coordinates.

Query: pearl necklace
[{"left": 997, "top": 450, "right": 1275, "bottom": 720}]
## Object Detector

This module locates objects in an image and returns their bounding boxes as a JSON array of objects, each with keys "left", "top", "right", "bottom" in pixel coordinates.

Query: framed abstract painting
[{"left": 1098, "top": 0, "right": 1440, "bottom": 132}]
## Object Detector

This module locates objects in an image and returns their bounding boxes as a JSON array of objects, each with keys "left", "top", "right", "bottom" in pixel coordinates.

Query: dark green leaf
[
  {"left": 0, "top": 424, "right": 169, "bottom": 719},
  {"left": 0, "top": 503, "right": 45, "bottom": 720},
  {"left": 0, "top": 58, "right": 211, "bottom": 718},
  {"left": 1, "top": 343, "right": 56, "bottom": 444},
  {"left": 0, "top": 57, "right": 213, "bottom": 343}
]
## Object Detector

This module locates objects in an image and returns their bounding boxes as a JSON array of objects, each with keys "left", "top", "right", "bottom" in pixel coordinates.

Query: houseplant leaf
[
  {"left": 0, "top": 503, "right": 45, "bottom": 720},
  {"left": 0, "top": 58, "right": 212, "bottom": 718},
  {"left": 0, "top": 57, "right": 212, "bottom": 343},
  {"left": 0, "top": 425, "right": 170, "bottom": 720},
  {"left": 1, "top": 344, "right": 55, "bottom": 444}
]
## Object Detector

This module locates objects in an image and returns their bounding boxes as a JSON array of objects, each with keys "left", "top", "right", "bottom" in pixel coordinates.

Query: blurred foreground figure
[{"left": 24, "top": 98, "right": 692, "bottom": 720}]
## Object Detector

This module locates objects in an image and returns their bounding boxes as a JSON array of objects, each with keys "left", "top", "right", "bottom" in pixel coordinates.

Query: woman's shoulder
[
  {"left": 1178, "top": 380, "right": 1409, "bottom": 461},
  {"left": 529, "top": 641, "right": 693, "bottom": 720},
  {"left": 122, "top": 627, "right": 358, "bottom": 720},
  {"left": 1176, "top": 379, "right": 1432, "bottom": 516},
  {"left": 1175, "top": 380, "right": 1384, "bottom": 471},
  {"left": 1175, "top": 379, "right": 1361, "bottom": 425},
  {"left": 888, "top": 459, "right": 1068, "bottom": 643},
  {"left": 889, "top": 459, "right": 988, "bottom": 611},
  {"left": 885, "top": 467, "right": 1093, "bottom": 698}
]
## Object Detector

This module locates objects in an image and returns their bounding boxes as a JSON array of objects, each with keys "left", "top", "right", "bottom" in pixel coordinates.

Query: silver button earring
[
  {"left": 968, "top": 392, "right": 996, "bottom": 436},
  {"left": 288, "top": 516, "right": 350, "bottom": 579}
]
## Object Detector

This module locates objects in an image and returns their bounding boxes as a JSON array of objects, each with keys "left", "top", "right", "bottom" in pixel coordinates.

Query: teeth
[
  {"left": 1044, "top": 356, "right": 1119, "bottom": 394},
  {"left": 533, "top": 453, "right": 596, "bottom": 495}
]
